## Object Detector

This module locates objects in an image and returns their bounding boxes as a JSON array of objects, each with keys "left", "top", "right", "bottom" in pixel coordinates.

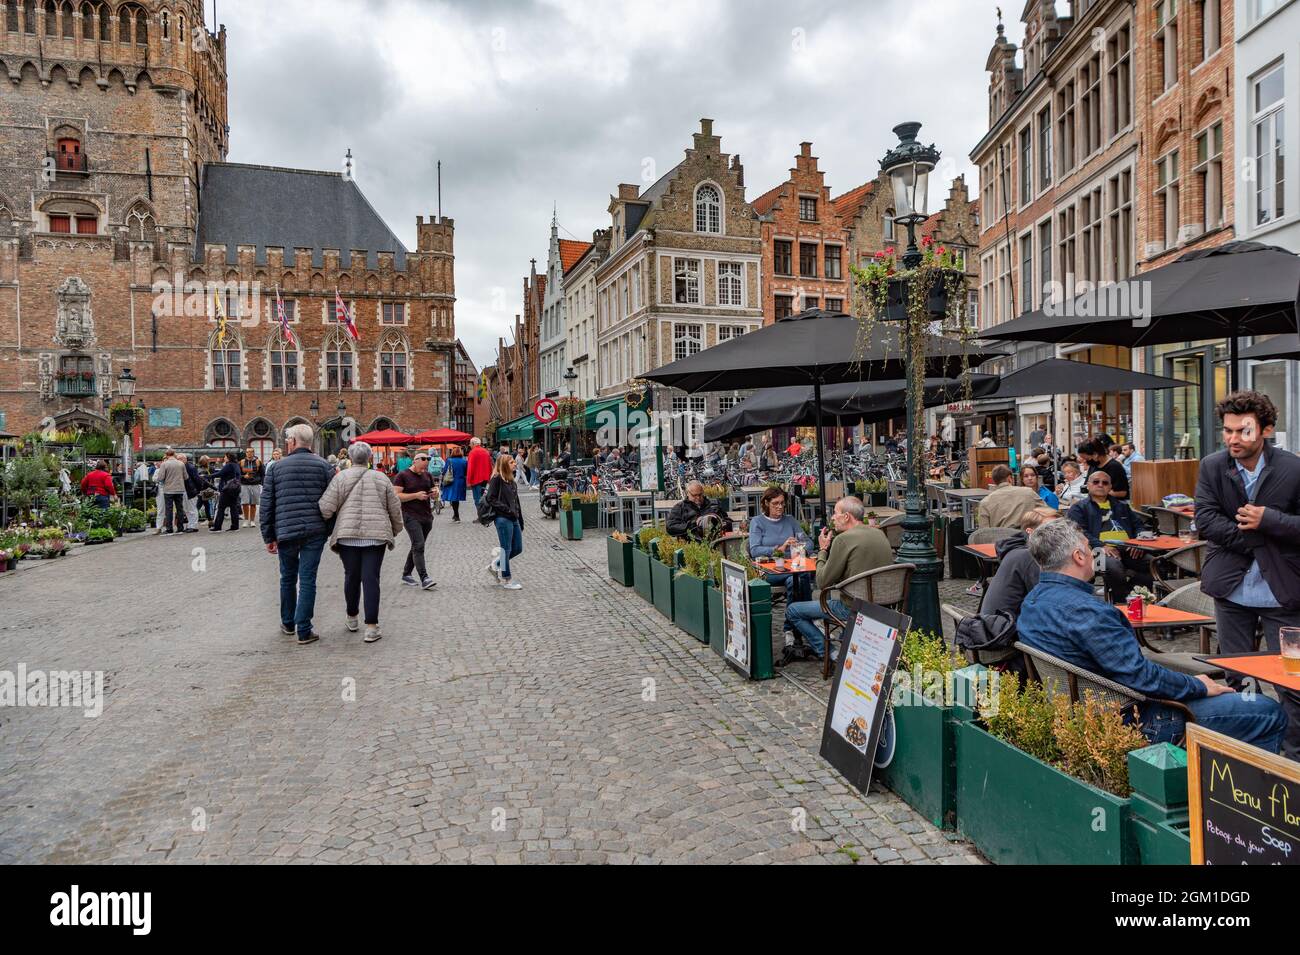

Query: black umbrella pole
[
  {"left": 813, "top": 380, "right": 828, "bottom": 530},
  {"left": 895, "top": 327, "right": 942, "bottom": 637},
  {"left": 1229, "top": 320, "right": 1240, "bottom": 392}
]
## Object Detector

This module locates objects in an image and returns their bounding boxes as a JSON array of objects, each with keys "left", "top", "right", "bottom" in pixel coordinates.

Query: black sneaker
[
  {"left": 296, "top": 632, "right": 320, "bottom": 646},
  {"left": 400, "top": 574, "right": 418, "bottom": 587},
  {"left": 421, "top": 577, "right": 437, "bottom": 591},
  {"left": 280, "top": 623, "right": 294, "bottom": 636}
]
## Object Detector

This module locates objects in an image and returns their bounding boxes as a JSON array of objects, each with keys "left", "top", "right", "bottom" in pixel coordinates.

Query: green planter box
[
  {"left": 578, "top": 501, "right": 600, "bottom": 532},
  {"left": 673, "top": 573, "right": 710, "bottom": 644},
  {"left": 876, "top": 687, "right": 957, "bottom": 830},
  {"left": 747, "top": 579, "right": 774, "bottom": 681},
  {"left": 560, "top": 508, "right": 583, "bottom": 540},
  {"left": 606, "top": 536, "right": 634, "bottom": 586},
  {"left": 707, "top": 584, "right": 725, "bottom": 657},
  {"left": 867, "top": 491, "right": 888, "bottom": 508},
  {"left": 650, "top": 558, "right": 676, "bottom": 619},
  {"left": 632, "top": 546, "right": 654, "bottom": 603},
  {"left": 955, "top": 721, "right": 1136, "bottom": 865}
]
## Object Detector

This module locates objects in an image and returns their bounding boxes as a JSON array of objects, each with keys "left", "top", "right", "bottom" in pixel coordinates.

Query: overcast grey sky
[{"left": 221, "top": 0, "right": 997, "bottom": 370}]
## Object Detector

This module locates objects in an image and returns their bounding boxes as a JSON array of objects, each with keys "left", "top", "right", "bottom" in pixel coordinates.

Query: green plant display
[
  {"left": 86, "top": 527, "right": 115, "bottom": 544},
  {"left": 678, "top": 541, "right": 714, "bottom": 580},
  {"left": 3, "top": 454, "right": 61, "bottom": 519},
  {"left": 637, "top": 525, "right": 667, "bottom": 552},
  {"left": 899, "top": 629, "right": 966, "bottom": 677},
  {"left": 654, "top": 535, "right": 687, "bottom": 567}
]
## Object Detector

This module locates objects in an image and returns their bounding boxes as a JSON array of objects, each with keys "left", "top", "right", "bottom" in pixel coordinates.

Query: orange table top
[
  {"left": 1170, "top": 504, "right": 1195, "bottom": 516},
  {"left": 1122, "top": 535, "right": 1194, "bottom": 551},
  {"left": 1201, "top": 653, "right": 1300, "bottom": 692},
  {"left": 1115, "top": 604, "right": 1213, "bottom": 628},
  {"left": 962, "top": 542, "right": 999, "bottom": 559},
  {"left": 756, "top": 557, "right": 819, "bottom": 573}
]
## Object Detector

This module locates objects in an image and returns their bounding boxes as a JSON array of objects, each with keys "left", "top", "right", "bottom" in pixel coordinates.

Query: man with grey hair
[
  {"left": 154, "top": 447, "right": 188, "bottom": 534},
  {"left": 260, "top": 423, "right": 334, "bottom": 645},
  {"left": 1016, "top": 518, "right": 1287, "bottom": 751},
  {"left": 781, "top": 495, "right": 892, "bottom": 663},
  {"left": 666, "top": 480, "right": 731, "bottom": 541}
]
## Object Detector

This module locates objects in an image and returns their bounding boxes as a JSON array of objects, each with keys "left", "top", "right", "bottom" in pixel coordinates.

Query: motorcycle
[{"left": 538, "top": 467, "right": 569, "bottom": 519}]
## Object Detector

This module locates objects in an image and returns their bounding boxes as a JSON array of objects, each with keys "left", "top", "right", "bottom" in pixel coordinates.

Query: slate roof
[{"left": 195, "top": 163, "right": 410, "bottom": 270}]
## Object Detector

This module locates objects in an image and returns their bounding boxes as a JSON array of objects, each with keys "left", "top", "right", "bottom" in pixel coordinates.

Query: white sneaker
[
  {"left": 502, "top": 580, "right": 522, "bottom": 590},
  {"left": 364, "top": 625, "right": 382, "bottom": 643},
  {"left": 486, "top": 547, "right": 502, "bottom": 582},
  {"left": 345, "top": 616, "right": 359, "bottom": 633}
]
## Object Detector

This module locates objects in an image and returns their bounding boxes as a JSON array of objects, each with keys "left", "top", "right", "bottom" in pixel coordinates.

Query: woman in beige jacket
[{"left": 319, "top": 441, "right": 404, "bottom": 643}]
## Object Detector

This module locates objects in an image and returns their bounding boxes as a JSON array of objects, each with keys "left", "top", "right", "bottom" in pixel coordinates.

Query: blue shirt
[
  {"left": 1226, "top": 457, "right": 1280, "bottom": 608},
  {"left": 1017, "top": 573, "right": 1206, "bottom": 706},
  {"left": 1036, "top": 486, "right": 1060, "bottom": 509},
  {"left": 747, "top": 514, "right": 812, "bottom": 559}
]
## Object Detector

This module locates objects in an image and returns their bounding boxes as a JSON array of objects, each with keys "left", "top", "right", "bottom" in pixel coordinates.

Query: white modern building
[{"left": 1236, "top": 0, "right": 1299, "bottom": 445}]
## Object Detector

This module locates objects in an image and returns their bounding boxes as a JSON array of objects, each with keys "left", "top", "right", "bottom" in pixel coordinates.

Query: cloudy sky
[{"left": 220, "top": 0, "right": 998, "bottom": 370}]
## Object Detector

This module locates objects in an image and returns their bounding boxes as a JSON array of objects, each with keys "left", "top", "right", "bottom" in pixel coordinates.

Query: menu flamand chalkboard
[{"left": 1187, "top": 724, "right": 1300, "bottom": 865}]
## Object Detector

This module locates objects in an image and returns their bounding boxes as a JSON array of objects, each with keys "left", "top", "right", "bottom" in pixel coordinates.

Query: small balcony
[
  {"left": 55, "top": 376, "right": 97, "bottom": 397},
  {"left": 48, "top": 150, "right": 89, "bottom": 176}
]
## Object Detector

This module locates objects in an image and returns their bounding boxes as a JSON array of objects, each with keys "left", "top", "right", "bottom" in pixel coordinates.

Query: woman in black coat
[
  {"left": 479, "top": 454, "right": 524, "bottom": 589},
  {"left": 212, "top": 451, "right": 243, "bottom": 531}
]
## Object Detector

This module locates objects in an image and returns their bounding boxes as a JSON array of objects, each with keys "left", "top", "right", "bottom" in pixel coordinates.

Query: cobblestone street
[{"left": 0, "top": 495, "right": 983, "bottom": 864}]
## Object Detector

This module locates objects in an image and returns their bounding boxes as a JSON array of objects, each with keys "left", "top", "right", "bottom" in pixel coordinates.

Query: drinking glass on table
[
  {"left": 1281, "top": 628, "right": 1300, "bottom": 675},
  {"left": 1177, "top": 525, "right": 1192, "bottom": 543}
]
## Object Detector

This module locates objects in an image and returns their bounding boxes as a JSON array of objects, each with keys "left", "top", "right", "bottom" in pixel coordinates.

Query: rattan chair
[
  {"left": 941, "top": 601, "right": 1018, "bottom": 667},
  {"left": 819, "top": 563, "right": 916, "bottom": 679},
  {"left": 1146, "top": 506, "right": 1182, "bottom": 536},
  {"left": 1015, "top": 641, "right": 1197, "bottom": 732},
  {"left": 878, "top": 514, "right": 905, "bottom": 550},
  {"left": 1157, "top": 580, "right": 1221, "bottom": 656},
  {"left": 1151, "top": 541, "right": 1206, "bottom": 596}
]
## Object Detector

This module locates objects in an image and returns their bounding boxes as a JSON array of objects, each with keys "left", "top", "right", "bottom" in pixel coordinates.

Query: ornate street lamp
[
  {"left": 879, "top": 122, "right": 944, "bottom": 634},
  {"left": 112, "top": 368, "right": 140, "bottom": 493},
  {"left": 563, "top": 365, "right": 579, "bottom": 464}
]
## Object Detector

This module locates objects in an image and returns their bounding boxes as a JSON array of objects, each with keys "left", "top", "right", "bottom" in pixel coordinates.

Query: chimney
[
  {"left": 700, "top": 118, "right": 713, "bottom": 138},
  {"left": 617, "top": 183, "right": 639, "bottom": 200},
  {"left": 799, "top": 141, "right": 812, "bottom": 158},
  {"left": 731, "top": 154, "right": 744, "bottom": 189}
]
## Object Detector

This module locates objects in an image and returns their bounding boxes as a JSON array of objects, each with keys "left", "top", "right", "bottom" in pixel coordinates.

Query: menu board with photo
[
  {"left": 721, "top": 559, "right": 750, "bottom": 678},
  {"left": 639, "top": 432, "right": 661, "bottom": 492},
  {"left": 819, "top": 599, "right": 909, "bottom": 794}
]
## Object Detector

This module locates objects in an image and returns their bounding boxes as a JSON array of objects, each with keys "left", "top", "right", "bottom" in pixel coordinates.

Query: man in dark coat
[
  {"left": 666, "top": 481, "right": 732, "bottom": 541},
  {"left": 1195, "top": 390, "right": 1300, "bottom": 758},
  {"left": 260, "top": 424, "right": 334, "bottom": 645},
  {"left": 1066, "top": 469, "right": 1152, "bottom": 600}
]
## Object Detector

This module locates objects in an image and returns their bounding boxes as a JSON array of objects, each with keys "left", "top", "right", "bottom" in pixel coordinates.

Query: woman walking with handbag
[
  {"left": 440, "top": 445, "right": 468, "bottom": 523},
  {"left": 318, "top": 441, "right": 404, "bottom": 643},
  {"left": 480, "top": 453, "right": 525, "bottom": 590}
]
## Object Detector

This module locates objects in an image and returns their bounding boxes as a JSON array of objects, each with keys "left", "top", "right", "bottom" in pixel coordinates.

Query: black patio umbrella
[
  {"left": 643, "top": 308, "right": 1004, "bottom": 518},
  {"left": 702, "top": 375, "right": 1000, "bottom": 444},
  {"left": 982, "top": 241, "right": 1300, "bottom": 390},
  {"left": 1233, "top": 334, "right": 1300, "bottom": 362}
]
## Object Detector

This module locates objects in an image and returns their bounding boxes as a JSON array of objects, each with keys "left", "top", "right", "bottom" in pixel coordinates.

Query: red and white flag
[
  {"left": 276, "top": 286, "right": 297, "bottom": 349},
  {"left": 334, "top": 290, "right": 360, "bottom": 342}
]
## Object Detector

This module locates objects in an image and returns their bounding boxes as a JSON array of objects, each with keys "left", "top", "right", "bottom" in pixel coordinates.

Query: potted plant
[
  {"left": 672, "top": 541, "right": 714, "bottom": 644},
  {"left": 954, "top": 673, "right": 1148, "bottom": 865},
  {"left": 1125, "top": 585, "right": 1156, "bottom": 621},
  {"left": 633, "top": 526, "right": 664, "bottom": 604},
  {"left": 606, "top": 531, "right": 635, "bottom": 587},
  {"left": 574, "top": 490, "right": 600, "bottom": 532},
  {"left": 770, "top": 545, "right": 787, "bottom": 571},
  {"left": 85, "top": 527, "right": 115, "bottom": 545},
  {"left": 650, "top": 535, "right": 685, "bottom": 620},
  {"left": 0, "top": 546, "right": 11, "bottom": 574},
  {"left": 120, "top": 508, "right": 148, "bottom": 533},
  {"left": 559, "top": 492, "right": 582, "bottom": 540}
]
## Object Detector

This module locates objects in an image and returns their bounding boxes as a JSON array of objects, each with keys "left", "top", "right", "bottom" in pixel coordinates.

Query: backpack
[{"left": 953, "top": 610, "right": 1018, "bottom": 653}]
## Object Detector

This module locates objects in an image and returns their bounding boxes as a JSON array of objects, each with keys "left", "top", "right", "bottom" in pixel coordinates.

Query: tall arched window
[
  {"left": 6, "top": 2, "right": 19, "bottom": 32},
  {"left": 267, "top": 325, "right": 300, "bottom": 390},
  {"left": 118, "top": 6, "right": 130, "bottom": 42},
  {"left": 60, "top": 0, "right": 72, "bottom": 36},
  {"left": 134, "top": 6, "right": 146, "bottom": 43},
  {"left": 80, "top": 1, "right": 94, "bottom": 38},
  {"left": 323, "top": 327, "right": 355, "bottom": 390},
  {"left": 694, "top": 183, "right": 721, "bottom": 234},
  {"left": 160, "top": 9, "right": 168, "bottom": 39},
  {"left": 205, "top": 419, "right": 238, "bottom": 448},
  {"left": 43, "top": 0, "right": 55, "bottom": 34},
  {"left": 99, "top": 1, "right": 109, "bottom": 39},
  {"left": 126, "top": 206, "right": 156, "bottom": 242},
  {"left": 22, "top": 0, "right": 36, "bottom": 34},
  {"left": 379, "top": 334, "right": 408, "bottom": 390},
  {"left": 209, "top": 329, "right": 242, "bottom": 390}
]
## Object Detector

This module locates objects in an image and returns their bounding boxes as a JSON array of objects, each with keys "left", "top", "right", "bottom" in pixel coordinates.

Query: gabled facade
[
  {"left": 563, "top": 230, "right": 607, "bottom": 401},
  {"left": 539, "top": 213, "right": 592, "bottom": 398}
]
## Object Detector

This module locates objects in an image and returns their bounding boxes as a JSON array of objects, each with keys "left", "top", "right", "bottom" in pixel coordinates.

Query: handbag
[{"left": 441, "top": 467, "right": 454, "bottom": 488}]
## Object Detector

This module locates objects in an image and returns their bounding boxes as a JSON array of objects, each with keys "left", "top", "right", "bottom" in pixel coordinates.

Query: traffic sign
[{"left": 534, "top": 398, "right": 559, "bottom": 424}]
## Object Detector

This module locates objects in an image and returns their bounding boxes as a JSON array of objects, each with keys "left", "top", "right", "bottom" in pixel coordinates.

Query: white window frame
[
  {"left": 717, "top": 261, "right": 743, "bottom": 306},
  {"left": 1250, "top": 62, "right": 1286, "bottom": 227},
  {"left": 673, "top": 258, "right": 701, "bottom": 304},
  {"left": 694, "top": 183, "right": 722, "bottom": 234},
  {"left": 673, "top": 323, "right": 702, "bottom": 361},
  {"left": 1193, "top": 121, "right": 1223, "bottom": 232},
  {"left": 1156, "top": 149, "right": 1181, "bottom": 248}
]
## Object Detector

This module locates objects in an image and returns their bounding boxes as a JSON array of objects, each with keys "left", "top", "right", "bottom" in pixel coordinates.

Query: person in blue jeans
[
  {"left": 1016, "top": 519, "right": 1287, "bottom": 752},
  {"left": 479, "top": 455, "right": 525, "bottom": 590},
  {"left": 259, "top": 424, "right": 335, "bottom": 645}
]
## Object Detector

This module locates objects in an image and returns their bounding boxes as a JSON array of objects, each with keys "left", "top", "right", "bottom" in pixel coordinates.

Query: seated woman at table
[
  {"left": 1066, "top": 469, "right": 1153, "bottom": 601},
  {"left": 1056, "top": 460, "right": 1087, "bottom": 504},
  {"left": 1020, "top": 465, "right": 1060, "bottom": 509},
  {"left": 749, "top": 487, "right": 814, "bottom": 601}
]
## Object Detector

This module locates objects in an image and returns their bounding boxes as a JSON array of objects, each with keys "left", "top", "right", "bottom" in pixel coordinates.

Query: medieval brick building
[{"left": 0, "top": 1, "right": 457, "bottom": 456}]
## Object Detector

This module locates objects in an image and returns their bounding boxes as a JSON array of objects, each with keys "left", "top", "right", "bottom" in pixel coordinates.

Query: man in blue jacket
[
  {"left": 1195, "top": 390, "right": 1300, "bottom": 758},
  {"left": 1066, "top": 469, "right": 1152, "bottom": 601},
  {"left": 1017, "top": 519, "right": 1285, "bottom": 751},
  {"left": 260, "top": 423, "right": 335, "bottom": 646}
]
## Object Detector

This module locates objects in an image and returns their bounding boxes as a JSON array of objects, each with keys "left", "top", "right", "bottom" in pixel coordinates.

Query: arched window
[
  {"left": 99, "top": 1, "right": 108, "bottom": 39},
  {"left": 60, "top": 0, "right": 72, "bottom": 36},
  {"left": 694, "top": 183, "right": 721, "bottom": 234},
  {"left": 22, "top": 0, "right": 36, "bottom": 34},
  {"left": 246, "top": 419, "right": 275, "bottom": 462},
  {"left": 883, "top": 207, "right": 896, "bottom": 242},
  {"left": 117, "top": 5, "right": 130, "bottom": 42},
  {"left": 160, "top": 9, "right": 168, "bottom": 39},
  {"left": 379, "top": 334, "right": 408, "bottom": 390},
  {"left": 6, "top": 2, "right": 19, "bottom": 32},
  {"left": 42, "top": 198, "right": 97, "bottom": 233},
  {"left": 81, "top": 1, "right": 94, "bottom": 38},
  {"left": 126, "top": 205, "right": 156, "bottom": 242},
  {"left": 205, "top": 419, "right": 237, "bottom": 448},
  {"left": 208, "top": 329, "right": 242, "bottom": 390},
  {"left": 323, "top": 327, "right": 355, "bottom": 390},
  {"left": 134, "top": 6, "right": 145, "bottom": 43},
  {"left": 43, "top": 0, "right": 55, "bottom": 35},
  {"left": 267, "top": 325, "right": 300, "bottom": 390}
]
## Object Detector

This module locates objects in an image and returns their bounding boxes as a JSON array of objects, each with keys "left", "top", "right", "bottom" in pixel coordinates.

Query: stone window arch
[
  {"left": 321, "top": 324, "right": 356, "bottom": 390},
  {"left": 694, "top": 182, "right": 722, "bottom": 234},
  {"left": 207, "top": 326, "right": 243, "bottom": 390},
  {"left": 43, "top": 1, "right": 55, "bottom": 35},
  {"left": 22, "top": 1, "right": 36, "bottom": 35},
  {"left": 40, "top": 197, "right": 98, "bottom": 234},
  {"left": 369, "top": 416, "right": 398, "bottom": 433},
  {"left": 80, "top": 2, "right": 95, "bottom": 38},
  {"left": 204, "top": 418, "right": 239, "bottom": 448},
  {"left": 59, "top": 0, "right": 72, "bottom": 36},
  {"left": 377, "top": 331, "right": 410, "bottom": 390},
  {"left": 117, "top": 5, "right": 130, "bottom": 42},
  {"left": 266, "top": 321, "right": 302, "bottom": 391},
  {"left": 133, "top": 5, "right": 146, "bottom": 44},
  {"left": 244, "top": 417, "right": 276, "bottom": 462}
]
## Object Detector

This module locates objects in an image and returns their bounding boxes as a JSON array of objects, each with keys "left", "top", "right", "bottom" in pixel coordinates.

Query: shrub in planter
[
  {"left": 120, "top": 508, "right": 148, "bottom": 533},
  {"left": 876, "top": 630, "right": 971, "bottom": 830},
  {"left": 955, "top": 673, "right": 1148, "bottom": 864},
  {"left": 633, "top": 526, "right": 664, "bottom": 604},
  {"left": 86, "top": 527, "right": 115, "bottom": 545},
  {"left": 606, "top": 532, "right": 634, "bottom": 586},
  {"left": 573, "top": 490, "right": 600, "bottom": 531},
  {"left": 650, "top": 537, "right": 687, "bottom": 619},
  {"left": 672, "top": 541, "right": 714, "bottom": 644}
]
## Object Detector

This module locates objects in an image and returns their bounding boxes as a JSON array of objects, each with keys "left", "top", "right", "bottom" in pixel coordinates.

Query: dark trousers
[
  {"left": 339, "top": 544, "right": 386, "bottom": 625},
  {"left": 1214, "top": 598, "right": 1300, "bottom": 759},
  {"left": 450, "top": 500, "right": 461, "bottom": 520},
  {"left": 402, "top": 514, "right": 433, "bottom": 579},
  {"left": 1102, "top": 550, "right": 1152, "bottom": 601},
  {"left": 278, "top": 535, "right": 326, "bottom": 637},
  {"left": 212, "top": 489, "right": 240, "bottom": 530},
  {"left": 163, "top": 492, "right": 187, "bottom": 532}
]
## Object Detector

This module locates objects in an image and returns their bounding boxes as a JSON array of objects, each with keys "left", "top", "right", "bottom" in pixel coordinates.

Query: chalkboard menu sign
[{"left": 1187, "top": 724, "right": 1300, "bottom": 865}]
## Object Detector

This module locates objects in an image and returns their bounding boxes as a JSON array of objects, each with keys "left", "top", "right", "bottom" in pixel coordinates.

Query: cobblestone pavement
[{"left": 0, "top": 497, "right": 984, "bottom": 864}]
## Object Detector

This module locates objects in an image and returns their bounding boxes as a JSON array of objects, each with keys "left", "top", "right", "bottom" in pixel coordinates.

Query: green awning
[
  {"left": 495, "top": 413, "right": 537, "bottom": 441},
  {"left": 544, "top": 395, "right": 636, "bottom": 431}
]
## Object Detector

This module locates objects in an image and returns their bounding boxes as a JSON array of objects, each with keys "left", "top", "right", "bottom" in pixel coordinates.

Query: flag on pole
[
  {"left": 476, "top": 371, "right": 487, "bottom": 403},
  {"left": 334, "top": 289, "right": 360, "bottom": 342},
  {"left": 275, "top": 286, "right": 298, "bottom": 348},
  {"left": 212, "top": 286, "right": 228, "bottom": 347}
]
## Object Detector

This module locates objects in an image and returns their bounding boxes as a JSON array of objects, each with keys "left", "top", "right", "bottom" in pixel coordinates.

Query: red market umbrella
[
  {"left": 412, "top": 428, "right": 472, "bottom": 444},
  {"left": 351, "top": 428, "right": 414, "bottom": 446}
]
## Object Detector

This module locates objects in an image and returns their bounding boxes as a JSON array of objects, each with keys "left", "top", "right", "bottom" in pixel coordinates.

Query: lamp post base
[{"left": 895, "top": 515, "right": 943, "bottom": 636}]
